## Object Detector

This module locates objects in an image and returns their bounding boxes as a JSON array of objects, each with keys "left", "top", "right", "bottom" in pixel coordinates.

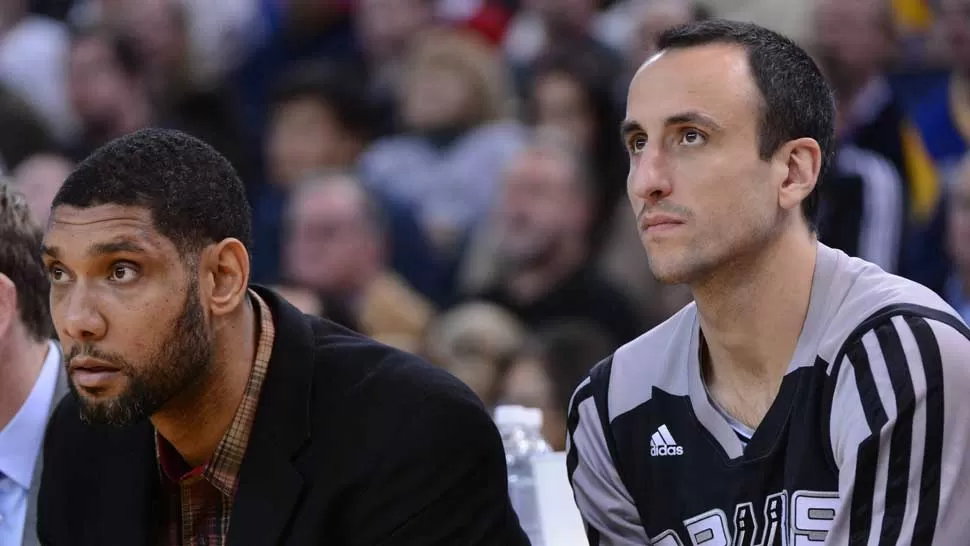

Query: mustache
[
  {"left": 637, "top": 202, "right": 693, "bottom": 222},
  {"left": 65, "top": 345, "right": 129, "bottom": 369}
]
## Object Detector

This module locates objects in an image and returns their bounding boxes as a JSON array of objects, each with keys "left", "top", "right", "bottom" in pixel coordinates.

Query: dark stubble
[{"left": 66, "top": 282, "right": 214, "bottom": 427}]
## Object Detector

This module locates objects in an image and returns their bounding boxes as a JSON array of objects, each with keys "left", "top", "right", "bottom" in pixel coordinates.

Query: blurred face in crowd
[
  {"left": 499, "top": 355, "right": 565, "bottom": 450},
  {"left": 499, "top": 148, "right": 592, "bottom": 265},
  {"left": 68, "top": 35, "right": 138, "bottom": 129},
  {"left": 42, "top": 204, "right": 213, "bottom": 426},
  {"left": 284, "top": 178, "right": 383, "bottom": 295},
  {"left": 941, "top": 0, "right": 970, "bottom": 71},
  {"left": 528, "top": 0, "right": 596, "bottom": 34},
  {"left": 948, "top": 161, "right": 970, "bottom": 274},
  {"left": 624, "top": 44, "right": 797, "bottom": 284},
  {"left": 812, "top": 0, "right": 892, "bottom": 96},
  {"left": 404, "top": 61, "right": 478, "bottom": 132},
  {"left": 13, "top": 154, "right": 73, "bottom": 227},
  {"left": 533, "top": 71, "right": 595, "bottom": 154},
  {"left": 120, "top": 0, "right": 186, "bottom": 77},
  {"left": 268, "top": 98, "right": 361, "bottom": 186},
  {"left": 629, "top": 0, "right": 696, "bottom": 68},
  {"left": 357, "top": 0, "right": 432, "bottom": 62}
]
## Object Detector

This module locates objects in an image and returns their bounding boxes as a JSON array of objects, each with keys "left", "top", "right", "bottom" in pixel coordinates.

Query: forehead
[
  {"left": 627, "top": 44, "right": 760, "bottom": 127},
  {"left": 44, "top": 204, "right": 172, "bottom": 255},
  {"left": 294, "top": 182, "right": 363, "bottom": 217},
  {"left": 507, "top": 151, "right": 573, "bottom": 185}
]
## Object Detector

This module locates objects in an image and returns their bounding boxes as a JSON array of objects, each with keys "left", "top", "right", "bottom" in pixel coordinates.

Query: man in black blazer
[{"left": 36, "top": 128, "right": 528, "bottom": 545}]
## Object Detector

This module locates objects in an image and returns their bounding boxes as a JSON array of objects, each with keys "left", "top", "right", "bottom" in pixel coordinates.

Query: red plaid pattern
[{"left": 155, "top": 291, "right": 275, "bottom": 546}]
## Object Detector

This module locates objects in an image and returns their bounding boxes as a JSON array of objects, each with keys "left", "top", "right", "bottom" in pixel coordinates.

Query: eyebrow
[
  {"left": 42, "top": 238, "right": 151, "bottom": 260},
  {"left": 619, "top": 111, "right": 725, "bottom": 142}
]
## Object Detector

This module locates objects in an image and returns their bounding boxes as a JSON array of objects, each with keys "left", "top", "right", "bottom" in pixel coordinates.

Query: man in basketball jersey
[{"left": 567, "top": 19, "right": 970, "bottom": 546}]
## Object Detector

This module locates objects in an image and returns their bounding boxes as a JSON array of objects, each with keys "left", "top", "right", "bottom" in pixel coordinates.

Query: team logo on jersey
[{"left": 650, "top": 424, "right": 684, "bottom": 456}]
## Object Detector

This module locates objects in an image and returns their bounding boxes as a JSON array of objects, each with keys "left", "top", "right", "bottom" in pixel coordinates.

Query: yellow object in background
[{"left": 892, "top": 0, "right": 934, "bottom": 32}]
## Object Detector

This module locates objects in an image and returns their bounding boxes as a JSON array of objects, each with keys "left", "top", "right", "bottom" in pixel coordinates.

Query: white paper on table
[{"left": 531, "top": 452, "right": 590, "bottom": 546}]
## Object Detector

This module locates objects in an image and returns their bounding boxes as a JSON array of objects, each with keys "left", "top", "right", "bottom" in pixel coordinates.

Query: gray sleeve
[
  {"left": 567, "top": 377, "right": 650, "bottom": 546},
  {"left": 826, "top": 315, "right": 970, "bottom": 545}
]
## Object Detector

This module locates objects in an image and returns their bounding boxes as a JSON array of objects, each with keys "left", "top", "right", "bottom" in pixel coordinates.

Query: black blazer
[{"left": 37, "top": 286, "right": 529, "bottom": 545}]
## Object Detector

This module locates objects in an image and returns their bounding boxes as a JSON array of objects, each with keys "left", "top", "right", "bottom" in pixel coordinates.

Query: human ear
[
  {"left": 200, "top": 239, "right": 251, "bottom": 318},
  {"left": 777, "top": 137, "right": 822, "bottom": 213}
]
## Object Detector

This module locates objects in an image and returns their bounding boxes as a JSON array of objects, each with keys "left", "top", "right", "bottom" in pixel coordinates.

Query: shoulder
[
  {"left": 579, "top": 303, "right": 697, "bottom": 423},
  {"left": 304, "top": 312, "right": 490, "bottom": 425},
  {"left": 816, "top": 249, "right": 962, "bottom": 362}
]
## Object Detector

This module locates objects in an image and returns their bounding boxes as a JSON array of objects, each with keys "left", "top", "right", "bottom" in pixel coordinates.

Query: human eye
[
  {"left": 108, "top": 262, "right": 140, "bottom": 283},
  {"left": 47, "top": 264, "right": 72, "bottom": 285},
  {"left": 679, "top": 128, "right": 707, "bottom": 146},
  {"left": 627, "top": 134, "right": 647, "bottom": 155}
]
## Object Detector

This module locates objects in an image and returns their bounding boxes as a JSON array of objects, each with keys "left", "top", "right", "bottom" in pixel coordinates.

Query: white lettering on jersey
[
  {"left": 649, "top": 491, "right": 836, "bottom": 546},
  {"left": 791, "top": 491, "right": 839, "bottom": 545},
  {"left": 684, "top": 509, "right": 731, "bottom": 546}
]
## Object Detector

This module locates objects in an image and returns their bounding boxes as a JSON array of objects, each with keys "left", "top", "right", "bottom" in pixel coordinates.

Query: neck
[
  {"left": 693, "top": 227, "right": 818, "bottom": 384},
  {"left": 0, "top": 334, "right": 49, "bottom": 432},
  {"left": 505, "top": 240, "right": 586, "bottom": 304},
  {"left": 150, "top": 297, "right": 257, "bottom": 468}
]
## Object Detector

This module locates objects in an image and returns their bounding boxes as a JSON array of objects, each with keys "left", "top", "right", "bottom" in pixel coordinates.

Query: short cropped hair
[
  {"left": 0, "top": 181, "right": 52, "bottom": 341},
  {"left": 658, "top": 19, "right": 836, "bottom": 226},
  {"left": 52, "top": 128, "right": 252, "bottom": 258}
]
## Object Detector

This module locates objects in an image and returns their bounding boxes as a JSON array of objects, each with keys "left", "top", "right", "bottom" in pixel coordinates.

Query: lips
[
  {"left": 640, "top": 215, "right": 685, "bottom": 233},
  {"left": 69, "top": 356, "right": 123, "bottom": 390}
]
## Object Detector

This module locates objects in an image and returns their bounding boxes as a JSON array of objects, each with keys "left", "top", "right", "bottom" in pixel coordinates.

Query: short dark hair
[
  {"left": 52, "top": 128, "right": 252, "bottom": 258},
  {"left": 0, "top": 181, "right": 53, "bottom": 341},
  {"left": 271, "top": 61, "right": 373, "bottom": 142},
  {"left": 658, "top": 19, "right": 835, "bottom": 226}
]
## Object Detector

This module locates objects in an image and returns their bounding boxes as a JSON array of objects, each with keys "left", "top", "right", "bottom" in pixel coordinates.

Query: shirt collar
[{"left": 0, "top": 341, "right": 61, "bottom": 489}]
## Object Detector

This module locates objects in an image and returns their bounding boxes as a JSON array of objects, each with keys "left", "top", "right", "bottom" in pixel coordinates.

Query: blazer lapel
[
  {"left": 228, "top": 287, "right": 315, "bottom": 545},
  {"left": 92, "top": 421, "right": 160, "bottom": 546}
]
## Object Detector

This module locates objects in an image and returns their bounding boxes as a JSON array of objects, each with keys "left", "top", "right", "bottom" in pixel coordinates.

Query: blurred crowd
[{"left": 5, "top": 0, "right": 970, "bottom": 451}]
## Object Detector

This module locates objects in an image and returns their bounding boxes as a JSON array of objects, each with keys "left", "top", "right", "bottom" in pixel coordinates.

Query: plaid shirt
[{"left": 155, "top": 291, "right": 275, "bottom": 546}]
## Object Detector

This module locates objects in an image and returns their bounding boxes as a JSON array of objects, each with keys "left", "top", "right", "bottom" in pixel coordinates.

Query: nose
[
  {"left": 628, "top": 146, "right": 672, "bottom": 207},
  {"left": 60, "top": 284, "right": 107, "bottom": 343}
]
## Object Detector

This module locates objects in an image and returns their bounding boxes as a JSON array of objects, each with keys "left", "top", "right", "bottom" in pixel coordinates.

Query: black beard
[{"left": 67, "top": 283, "right": 213, "bottom": 427}]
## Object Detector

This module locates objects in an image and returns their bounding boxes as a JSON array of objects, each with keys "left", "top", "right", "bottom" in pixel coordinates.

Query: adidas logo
[{"left": 650, "top": 424, "right": 684, "bottom": 456}]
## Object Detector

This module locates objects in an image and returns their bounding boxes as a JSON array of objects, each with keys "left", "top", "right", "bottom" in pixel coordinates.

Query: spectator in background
[
  {"left": 65, "top": 26, "right": 153, "bottom": 160},
  {"left": 359, "top": 27, "right": 527, "bottom": 258},
  {"left": 118, "top": 0, "right": 249, "bottom": 180},
  {"left": 894, "top": 0, "right": 970, "bottom": 295},
  {"left": 625, "top": 0, "right": 708, "bottom": 70},
  {"left": 946, "top": 155, "right": 970, "bottom": 323},
  {"left": 11, "top": 153, "right": 73, "bottom": 226},
  {"left": 280, "top": 172, "right": 435, "bottom": 353},
  {"left": 498, "top": 320, "right": 613, "bottom": 451},
  {"left": 503, "top": 0, "right": 623, "bottom": 97},
  {"left": 816, "top": 98, "right": 905, "bottom": 272},
  {"left": 813, "top": 0, "right": 954, "bottom": 292},
  {"left": 0, "top": 182, "right": 65, "bottom": 546},
  {"left": 0, "top": 0, "right": 75, "bottom": 142},
  {"left": 253, "top": 62, "right": 445, "bottom": 303},
  {"left": 469, "top": 133, "right": 642, "bottom": 347},
  {"left": 355, "top": 0, "right": 435, "bottom": 138},
  {"left": 0, "top": 85, "right": 55, "bottom": 172},
  {"left": 423, "top": 301, "right": 527, "bottom": 409},
  {"left": 526, "top": 44, "right": 627, "bottom": 250}
]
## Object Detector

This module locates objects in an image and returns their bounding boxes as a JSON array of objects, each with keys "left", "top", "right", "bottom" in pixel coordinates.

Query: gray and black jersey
[{"left": 567, "top": 243, "right": 970, "bottom": 545}]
